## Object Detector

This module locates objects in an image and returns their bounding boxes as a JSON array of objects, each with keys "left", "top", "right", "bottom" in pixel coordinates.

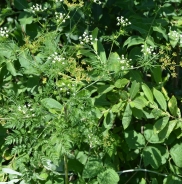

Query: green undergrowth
[{"left": 1, "top": 0, "right": 182, "bottom": 183}]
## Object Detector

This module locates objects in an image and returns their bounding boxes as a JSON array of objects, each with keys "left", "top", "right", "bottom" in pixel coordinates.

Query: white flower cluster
[
  {"left": 93, "top": 0, "right": 102, "bottom": 4},
  {"left": 55, "top": 12, "right": 70, "bottom": 22},
  {"left": 118, "top": 55, "right": 133, "bottom": 70},
  {"left": 168, "top": 30, "right": 180, "bottom": 38},
  {"left": 0, "top": 27, "right": 9, "bottom": 37},
  {"left": 141, "top": 45, "right": 156, "bottom": 55},
  {"left": 18, "top": 104, "right": 35, "bottom": 118},
  {"left": 48, "top": 52, "right": 65, "bottom": 64},
  {"left": 117, "top": 16, "right": 131, "bottom": 26},
  {"left": 79, "top": 32, "right": 98, "bottom": 45},
  {"left": 59, "top": 82, "right": 75, "bottom": 96},
  {"left": 55, "top": 0, "right": 63, "bottom": 2},
  {"left": 30, "top": 4, "right": 47, "bottom": 13},
  {"left": 88, "top": 133, "right": 99, "bottom": 148},
  {"left": 168, "top": 30, "right": 182, "bottom": 44}
]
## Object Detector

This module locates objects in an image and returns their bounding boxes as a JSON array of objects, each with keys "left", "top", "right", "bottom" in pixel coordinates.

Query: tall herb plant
[{"left": 0, "top": 0, "right": 182, "bottom": 183}]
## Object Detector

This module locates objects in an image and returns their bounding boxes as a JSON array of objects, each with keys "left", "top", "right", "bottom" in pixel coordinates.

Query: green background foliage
[{"left": 0, "top": 0, "right": 182, "bottom": 183}]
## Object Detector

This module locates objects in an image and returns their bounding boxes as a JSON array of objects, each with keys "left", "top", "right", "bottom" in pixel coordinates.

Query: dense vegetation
[{"left": 1, "top": 0, "right": 182, "bottom": 183}]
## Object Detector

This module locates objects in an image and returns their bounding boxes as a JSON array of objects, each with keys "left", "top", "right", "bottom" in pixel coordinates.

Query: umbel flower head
[
  {"left": 116, "top": 16, "right": 131, "bottom": 27},
  {"left": 0, "top": 27, "right": 9, "bottom": 37},
  {"left": 79, "top": 32, "right": 98, "bottom": 45},
  {"left": 30, "top": 4, "right": 47, "bottom": 13}
]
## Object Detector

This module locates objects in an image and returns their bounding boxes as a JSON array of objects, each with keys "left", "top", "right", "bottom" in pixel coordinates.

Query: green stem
[
  {"left": 64, "top": 155, "right": 69, "bottom": 184},
  {"left": 118, "top": 168, "right": 167, "bottom": 177}
]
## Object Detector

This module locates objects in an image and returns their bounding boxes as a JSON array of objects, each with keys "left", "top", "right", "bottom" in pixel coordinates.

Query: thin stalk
[
  {"left": 64, "top": 155, "right": 69, "bottom": 184},
  {"left": 118, "top": 168, "right": 168, "bottom": 177}
]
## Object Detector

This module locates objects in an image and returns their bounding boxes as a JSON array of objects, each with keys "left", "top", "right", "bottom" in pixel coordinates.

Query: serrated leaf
[
  {"left": 168, "top": 95, "right": 178, "bottom": 116},
  {"left": 129, "top": 80, "right": 140, "bottom": 99},
  {"left": 123, "top": 36, "right": 144, "bottom": 48},
  {"left": 142, "top": 83, "right": 154, "bottom": 103},
  {"left": 41, "top": 98, "right": 62, "bottom": 111},
  {"left": 170, "top": 143, "right": 182, "bottom": 168},
  {"left": 82, "top": 159, "right": 103, "bottom": 178},
  {"left": 153, "top": 88, "right": 167, "bottom": 111},
  {"left": 114, "top": 78, "right": 129, "bottom": 88},
  {"left": 124, "top": 130, "right": 145, "bottom": 149},
  {"left": 97, "top": 169, "right": 119, "bottom": 184},
  {"left": 122, "top": 104, "right": 132, "bottom": 129}
]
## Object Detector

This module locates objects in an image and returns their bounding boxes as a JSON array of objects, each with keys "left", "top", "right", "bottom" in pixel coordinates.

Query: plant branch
[{"left": 117, "top": 168, "right": 168, "bottom": 177}]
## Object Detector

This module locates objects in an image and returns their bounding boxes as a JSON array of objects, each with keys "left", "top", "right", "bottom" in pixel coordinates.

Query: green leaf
[
  {"left": 114, "top": 78, "right": 129, "bottom": 89},
  {"left": 76, "top": 152, "right": 88, "bottom": 165},
  {"left": 154, "top": 116, "right": 169, "bottom": 133},
  {"left": 153, "top": 25, "right": 168, "bottom": 40},
  {"left": 97, "top": 169, "right": 119, "bottom": 184},
  {"left": 82, "top": 159, "right": 103, "bottom": 178},
  {"left": 103, "top": 111, "right": 115, "bottom": 130},
  {"left": 163, "top": 175, "right": 182, "bottom": 184},
  {"left": 97, "top": 41, "right": 107, "bottom": 64},
  {"left": 38, "top": 172, "right": 48, "bottom": 180},
  {"left": 107, "top": 52, "right": 121, "bottom": 73},
  {"left": 130, "top": 96, "right": 148, "bottom": 109},
  {"left": 19, "top": 50, "right": 32, "bottom": 69},
  {"left": 144, "top": 124, "right": 164, "bottom": 143},
  {"left": 124, "top": 130, "right": 145, "bottom": 149},
  {"left": 165, "top": 120, "right": 177, "bottom": 138},
  {"left": 139, "top": 178, "right": 146, "bottom": 184},
  {"left": 41, "top": 98, "right": 62, "bottom": 111},
  {"left": 122, "top": 104, "right": 132, "bottom": 129},
  {"left": 170, "top": 143, "right": 182, "bottom": 168},
  {"left": 2, "top": 168, "right": 22, "bottom": 176},
  {"left": 132, "top": 108, "right": 144, "bottom": 119},
  {"left": 153, "top": 88, "right": 167, "bottom": 111},
  {"left": 169, "top": 161, "right": 182, "bottom": 176},
  {"left": 6, "top": 60, "right": 17, "bottom": 76},
  {"left": 143, "top": 146, "right": 162, "bottom": 169},
  {"left": 92, "top": 27, "right": 99, "bottom": 52},
  {"left": 123, "top": 36, "right": 144, "bottom": 48},
  {"left": 142, "top": 83, "right": 154, "bottom": 103},
  {"left": 14, "top": 0, "right": 28, "bottom": 10},
  {"left": 168, "top": 96, "right": 178, "bottom": 116},
  {"left": 151, "top": 178, "right": 158, "bottom": 184},
  {"left": 129, "top": 80, "right": 140, "bottom": 99},
  {"left": 146, "top": 36, "right": 156, "bottom": 47},
  {"left": 97, "top": 85, "right": 114, "bottom": 95},
  {"left": 18, "top": 12, "right": 34, "bottom": 25},
  {"left": 151, "top": 66, "right": 162, "bottom": 84},
  {"left": 143, "top": 145, "right": 169, "bottom": 169}
]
